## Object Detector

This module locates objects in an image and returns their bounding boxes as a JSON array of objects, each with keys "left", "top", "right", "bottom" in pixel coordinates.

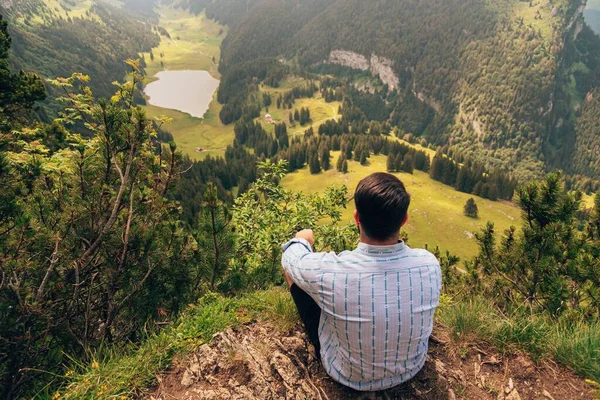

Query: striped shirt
[{"left": 282, "top": 239, "right": 441, "bottom": 391}]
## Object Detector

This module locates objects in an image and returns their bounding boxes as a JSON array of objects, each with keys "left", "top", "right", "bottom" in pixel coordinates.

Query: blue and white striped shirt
[{"left": 282, "top": 239, "right": 441, "bottom": 391}]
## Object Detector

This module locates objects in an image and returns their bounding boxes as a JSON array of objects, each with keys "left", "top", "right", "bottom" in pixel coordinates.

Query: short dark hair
[{"left": 354, "top": 173, "right": 411, "bottom": 241}]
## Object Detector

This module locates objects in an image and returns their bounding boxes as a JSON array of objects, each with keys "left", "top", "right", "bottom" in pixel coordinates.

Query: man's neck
[{"left": 359, "top": 233, "right": 400, "bottom": 246}]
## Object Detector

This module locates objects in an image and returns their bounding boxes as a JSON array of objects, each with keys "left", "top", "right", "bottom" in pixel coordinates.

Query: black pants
[{"left": 290, "top": 284, "right": 322, "bottom": 357}]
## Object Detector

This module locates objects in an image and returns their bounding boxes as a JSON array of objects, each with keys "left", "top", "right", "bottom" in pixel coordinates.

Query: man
[{"left": 281, "top": 172, "right": 442, "bottom": 391}]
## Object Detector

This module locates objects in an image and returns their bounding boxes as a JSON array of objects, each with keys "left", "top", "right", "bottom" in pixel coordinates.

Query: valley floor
[{"left": 148, "top": 322, "right": 593, "bottom": 400}]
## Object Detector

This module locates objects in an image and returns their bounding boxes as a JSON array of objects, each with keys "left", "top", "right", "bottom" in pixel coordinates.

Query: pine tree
[
  {"left": 196, "top": 182, "right": 235, "bottom": 290},
  {"left": 342, "top": 159, "right": 349, "bottom": 173},
  {"left": 464, "top": 198, "right": 478, "bottom": 218},
  {"left": 309, "top": 155, "right": 321, "bottom": 174},
  {"left": 336, "top": 154, "right": 345, "bottom": 172},
  {"left": 360, "top": 150, "right": 368, "bottom": 165},
  {"left": 344, "top": 143, "right": 353, "bottom": 160},
  {"left": 387, "top": 154, "right": 396, "bottom": 172},
  {"left": 402, "top": 154, "right": 414, "bottom": 174},
  {"left": 395, "top": 153, "right": 403, "bottom": 172},
  {"left": 321, "top": 146, "right": 331, "bottom": 171}
]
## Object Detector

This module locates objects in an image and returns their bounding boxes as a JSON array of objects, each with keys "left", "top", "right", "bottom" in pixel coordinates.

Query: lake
[{"left": 144, "top": 70, "right": 220, "bottom": 118}]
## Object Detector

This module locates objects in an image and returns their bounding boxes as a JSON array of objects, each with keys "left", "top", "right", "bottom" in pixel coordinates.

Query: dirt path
[{"left": 147, "top": 323, "right": 593, "bottom": 400}]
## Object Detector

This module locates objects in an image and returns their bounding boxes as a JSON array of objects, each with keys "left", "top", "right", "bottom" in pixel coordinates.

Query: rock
[
  {"left": 543, "top": 389, "right": 556, "bottom": 400},
  {"left": 505, "top": 389, "right": 522, "bottom": 400},
  {"left": 448, "top": 388, "right": 456, "bottom": 400},
  {"left": 327, "top": 50, "right": 400, "bottom": 90}
]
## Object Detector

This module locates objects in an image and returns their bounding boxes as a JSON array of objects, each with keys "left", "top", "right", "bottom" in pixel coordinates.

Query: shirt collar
[{"left": 356, "top": 241, "right": 407, "bottom": 255}]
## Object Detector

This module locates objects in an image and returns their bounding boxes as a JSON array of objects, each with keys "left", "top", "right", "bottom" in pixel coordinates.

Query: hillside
[
  {"left": 185, "top": 0, "right": 600, "bottom": 185},
  {"left": 0, "top": 0, "right": 160, "bottom": 115},
  {"left": 151, "top": 322, "right": 592, "bottom": 400}
]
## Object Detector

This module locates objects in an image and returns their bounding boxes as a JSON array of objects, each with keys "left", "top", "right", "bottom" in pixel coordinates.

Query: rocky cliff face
[
  {"left": 327, "top": 50, "right": 400, "bottom": 90},
  {"left": 0, "top": 0, "right": 14, "bottom": 10}
]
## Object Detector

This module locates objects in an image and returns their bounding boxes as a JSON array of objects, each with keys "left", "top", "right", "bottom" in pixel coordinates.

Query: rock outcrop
[
  {"left": 149, "top": 323, "right": 593, "bottom": 400},
  {"left": 327, "top": 50, "right": 400, "bottom": 90}
]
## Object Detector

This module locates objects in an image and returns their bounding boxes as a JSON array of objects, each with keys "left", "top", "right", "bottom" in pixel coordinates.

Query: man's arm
[{"left": 281, "top": 229, "right": 320, "bottom": 294}]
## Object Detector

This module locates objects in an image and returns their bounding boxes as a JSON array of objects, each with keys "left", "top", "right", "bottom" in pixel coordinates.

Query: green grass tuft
[
  {"left": 59, "top": 289, "right": 294, "bottom": 399},
  {"left": 552, "top": 320, "right": 600, "bottom": 381},
  {"left": 437, "top": 295, "right": 600, "bottom": 382}
]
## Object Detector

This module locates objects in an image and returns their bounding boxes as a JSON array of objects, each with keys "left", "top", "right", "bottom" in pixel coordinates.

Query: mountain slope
[
  {"left": 192, "top": 0, "right": 595, "bottom": 182},
  {"left": 0, "top": 0, "right": 160, "bottom": 115}
]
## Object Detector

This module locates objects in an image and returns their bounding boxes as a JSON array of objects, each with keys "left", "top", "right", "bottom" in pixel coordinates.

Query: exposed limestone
[
  {"left": 0, "top": 0, "right": 14, "bottom": 9},
  {"left": 327, "top": 50, "right": 400, "bottom": 90},
  {"left": 328, "top": 50, "right": 370, "bottom": 71},
  {"left": 565, "top": 3, "right": 586, "bottom": 33},
  {"left": 148, "top": 323, "right": 592, "bottom": 400}
]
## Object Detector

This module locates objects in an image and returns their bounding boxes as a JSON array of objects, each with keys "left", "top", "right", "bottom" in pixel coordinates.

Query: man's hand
[{"left": 295, "top": 229, "right": 314, "bottom": 246}]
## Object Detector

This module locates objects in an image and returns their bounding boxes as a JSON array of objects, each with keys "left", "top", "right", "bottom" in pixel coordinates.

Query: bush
[{"left": 463, "top": 198, "right": 479, "bottom": 218}]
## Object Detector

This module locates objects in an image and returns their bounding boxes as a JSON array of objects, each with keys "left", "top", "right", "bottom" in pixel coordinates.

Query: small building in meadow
[{"left": 265, "top": 113, "right": 273, "bottom": 123}]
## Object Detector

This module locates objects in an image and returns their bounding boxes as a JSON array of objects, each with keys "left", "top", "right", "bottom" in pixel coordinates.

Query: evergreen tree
[
  {"left": 342, "top": 159, "right": 349, "bottom": 173},
  {"left": 0, "top": 15, "right": 46, "bottom": 132},
  {"left": 336, "top": 154, "right": 345, "bottom": 172},
  {"left": 360, "top": 150, "right": 368, "bottom": 165},
  {"left": 387, "top": 154, "right": 396, "bottom": 172},
  {"left": 309, "top": 154, "right": 321, "bottom": 174},
  {"left": 464, "top": 198, "right": 479, "bottom": 218},
  {"left": 195, "top": 182, "right": 235, "bottom": 291},
  {"left": 402, "top": 154, "right": 414, "bottom": 174},
  {"left": 320, "top": 146, "right": 331, "bottom": 171},
  {"left": 395, "top": 153, "right": 404, "bottom": 172},
  {"left": 344, "top": 143, "right": 353, "bottom": 160}
]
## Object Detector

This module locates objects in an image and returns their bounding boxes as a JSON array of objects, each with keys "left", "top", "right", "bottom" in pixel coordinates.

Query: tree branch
[{"left": 36, "top": 235, "right": 61, "bottom": 303}]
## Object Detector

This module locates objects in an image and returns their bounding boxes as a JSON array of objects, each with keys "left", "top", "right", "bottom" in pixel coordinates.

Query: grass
[
  {"left": 142, "top": 92, "right": 234, "bottom": 160},
  {"left": 58, "top": 288, "right": 296, "bottom": 399},
  {"left": 141, "top": 7, "right": 225, "bottom": 79},
  {"left": 259, "top": 81, "right": 342, "bottom": 138},
  {"left": 281, "top": 153, "right": 522, "bottom": 261},
  {"left": 437, "top": 296, "right": 600, "bottom": 382}
]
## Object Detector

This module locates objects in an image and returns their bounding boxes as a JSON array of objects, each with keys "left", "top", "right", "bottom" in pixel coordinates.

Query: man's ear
[
  {"left": 353, "top": 209, "right": 360, "bottom": 226},
  {"left": 400, "top": 213, "right": 409, "bottom": 228}
]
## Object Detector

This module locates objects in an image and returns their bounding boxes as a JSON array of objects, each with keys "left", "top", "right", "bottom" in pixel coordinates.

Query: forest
[
  {"left": 185, "top": 0, "right": 600, "bottom": 188},
  {"left": 1, "top": 0, "right": 162, "bottom": 116}
]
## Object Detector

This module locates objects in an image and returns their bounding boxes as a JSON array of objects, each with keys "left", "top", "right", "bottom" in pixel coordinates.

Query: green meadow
[
  {"left": 282, "top": 153, "right": 522, "bottom": 261},
  {"left": 139, "top": 7, "right": 232, "bottom": 160}
]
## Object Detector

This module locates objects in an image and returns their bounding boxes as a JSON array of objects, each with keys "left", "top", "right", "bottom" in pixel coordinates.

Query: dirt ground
[{"left": 148, "top": 323, "right": 593, "bottom": 400}]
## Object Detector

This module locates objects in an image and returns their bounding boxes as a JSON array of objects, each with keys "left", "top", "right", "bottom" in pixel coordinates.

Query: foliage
[
  {"left": 3, "top": 0, "right": 160, "bottom": 116},
  {"left": 194, "top": 0, "right": 598, "bottom": 181},
  {"left": 437, "top": 295, "right": 600, "bottom": 381},
  {"left": 0, "top": 14, "right": 46, "bottom": 132},
  {"left": 193, "top": 182, "right": 235, "bottom": 291},
  {"left": 470, "top": 173, "right": 600, "bottom": 318},
  {"left": 0, "top": 63, "right": 204, "bottom": 398},
  {"left": 60, "top": 292, "right": 243, "bottom": 399},
  {"left": 464, "top": 198, "right": 479, "bottom": 218},
  {"left": 231, "top": 160, "right": 358, "bottom": 289}
]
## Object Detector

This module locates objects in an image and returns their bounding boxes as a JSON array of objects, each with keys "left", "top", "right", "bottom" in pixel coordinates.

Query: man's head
[{"left": 354, "top": 173, "right": 410, "bottom": 242}]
